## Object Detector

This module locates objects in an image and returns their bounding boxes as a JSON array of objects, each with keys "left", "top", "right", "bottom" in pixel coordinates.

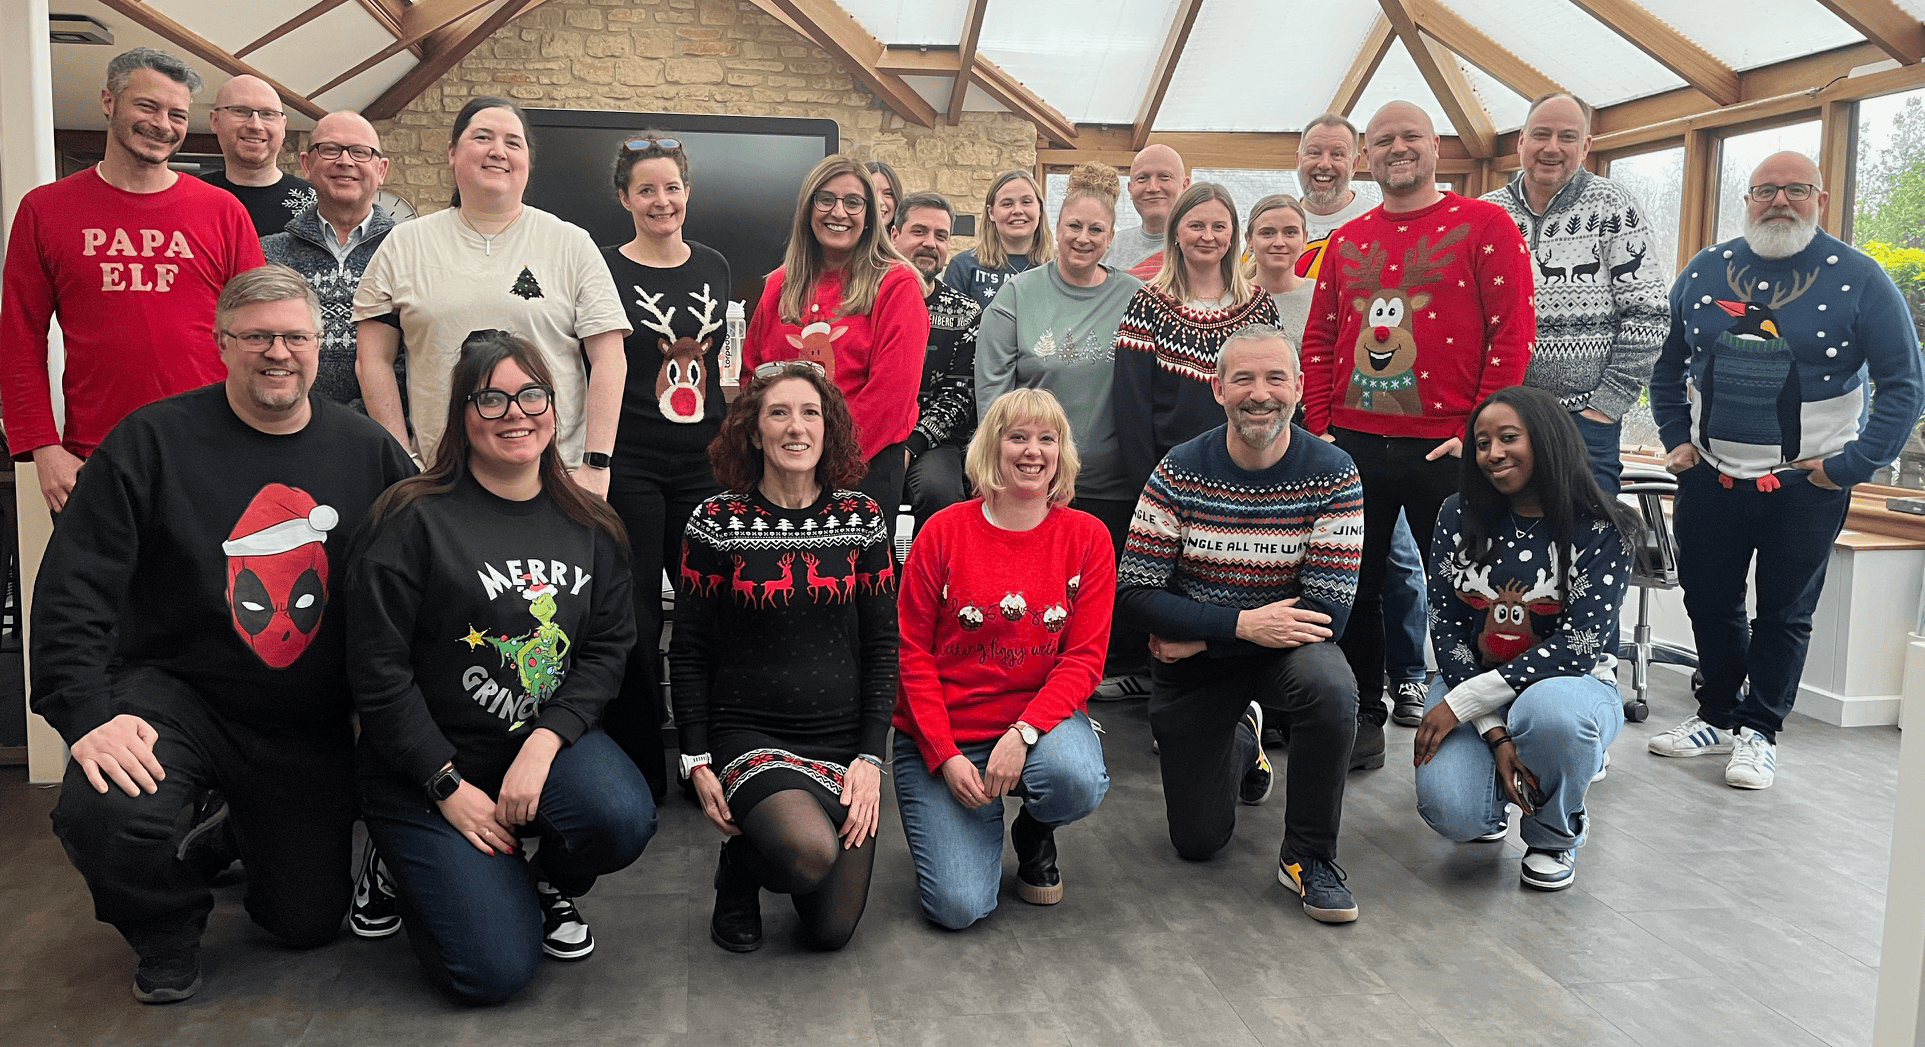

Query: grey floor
[{"left": 0, "top": 664, "right": 1895, "bottom": 1047}]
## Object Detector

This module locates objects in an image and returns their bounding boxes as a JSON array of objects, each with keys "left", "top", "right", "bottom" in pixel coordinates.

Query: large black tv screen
[{"left": 521, "top": 109, "right": 838, "bottom": 315}]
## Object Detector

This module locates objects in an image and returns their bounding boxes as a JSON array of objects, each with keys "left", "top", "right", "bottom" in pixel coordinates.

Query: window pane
[
  {"left": 1714, "top": 120, "right": 1820, "bottom": 243},
  {"left": 1605, "top": 145, "right": 1686, "bottom": 452},
  {"left": 1851, "top": 87, "right": 1925, "bottom": 489}
]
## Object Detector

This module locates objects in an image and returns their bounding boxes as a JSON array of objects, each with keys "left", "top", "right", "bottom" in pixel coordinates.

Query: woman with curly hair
[{"left": 670, "top": 361, "right": 897, "bottom": 953}]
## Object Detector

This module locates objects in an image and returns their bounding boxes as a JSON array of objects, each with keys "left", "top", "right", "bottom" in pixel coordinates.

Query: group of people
[{"left": 5, "top": 45, "right": 1921, "bottom": 1010}]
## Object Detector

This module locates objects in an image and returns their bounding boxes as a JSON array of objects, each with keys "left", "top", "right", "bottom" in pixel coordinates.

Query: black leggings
[{"left": 733, "top": 790, "right": 875, "bottom": 951}]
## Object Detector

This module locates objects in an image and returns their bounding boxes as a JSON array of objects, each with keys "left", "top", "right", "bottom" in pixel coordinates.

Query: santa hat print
[{"left": 221, "top": 484, "right": 339, "bottom": 557}]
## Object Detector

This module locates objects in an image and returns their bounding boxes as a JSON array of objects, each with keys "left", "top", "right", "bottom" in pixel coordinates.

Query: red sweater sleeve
[
  {"left": 0, "top": 194, "right": 61, "bottom": 457},
  {"left": 740, "top": 269, "right": 783, "bottom": 375},
  {"left": 845, "top": 265, "right": 929, "bottom": 460},
  {"left": 1469, "top": 209, "right": 1535, "bottom": 407},
  {"left": 1300, "top": 252, "right": 1344, "bottom": 436}
]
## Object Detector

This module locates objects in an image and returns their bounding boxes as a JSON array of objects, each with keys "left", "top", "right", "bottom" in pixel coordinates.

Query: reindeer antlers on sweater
[
  {"left": 687, "top": 283, "right": 725, "bottom": 344},
  {"left": 633, "top": 287, "right": 678, "bottom": 340}
]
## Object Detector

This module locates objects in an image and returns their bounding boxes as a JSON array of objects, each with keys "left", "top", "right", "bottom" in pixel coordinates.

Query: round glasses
[
  {"left": 1747, "top": 182, "right": 1818, "bottom": 203},
  {"left": 811, "top": 191, "right": 867, "bottom": 214},
  {"left": 468, "top": 385, "right": 553, "bottom": 419},
  {"left": 221, "top": 329, "right": 317, "bottom": 353},
  {"left": 624, "top": 137, "right": 683, "bottom": 152}
]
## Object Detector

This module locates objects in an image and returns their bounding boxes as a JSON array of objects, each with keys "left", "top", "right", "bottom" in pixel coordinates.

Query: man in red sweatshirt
[{"left": 1299, "top": 100, "right": 1535, "bottom": 770}]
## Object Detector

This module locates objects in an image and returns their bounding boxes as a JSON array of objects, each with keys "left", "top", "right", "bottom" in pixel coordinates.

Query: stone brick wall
[{"left": 357, "top": 0, "right": 1038, "bottom": 231}]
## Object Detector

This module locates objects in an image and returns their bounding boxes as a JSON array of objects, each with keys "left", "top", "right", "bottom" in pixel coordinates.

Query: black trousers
[
  {"left": 858, "top": 441, "right": 909, "bottom": 553},
  {"left": 1148, "top": 642, "right": 1356, "bottom": 862},
  {"left": 1072, "top": 495, "right": 1148, "bottom": 677},
  {"left": 50, "top": 667, "right": 356, "bottom": 956},
  {"left": 904, "top": 445, "right": 968, "bottom": 525}
]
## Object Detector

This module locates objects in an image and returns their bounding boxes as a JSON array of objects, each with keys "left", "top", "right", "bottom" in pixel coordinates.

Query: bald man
[
  {"left": 1647, "top": 150, "right": 1923, "bottom": 789},
  {"left": 1298, "top": 101, "right": 1535, "bottom": 771},
  {"left": 261, "top": 111, "right": 400, "bottom": 411},
  {"left": 203, "top": 75, "right": 314, "bottom": 237},
  {"left": 1111, "top": 144, "right": 1190, "bottom": 280}
]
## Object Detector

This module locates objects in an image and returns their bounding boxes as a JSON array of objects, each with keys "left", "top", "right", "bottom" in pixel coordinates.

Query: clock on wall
[{"left": 375, "top": 188, "right": 417, "bottom": 222}]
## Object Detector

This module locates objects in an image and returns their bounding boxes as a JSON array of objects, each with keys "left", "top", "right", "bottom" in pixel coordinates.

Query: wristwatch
[
  {"left": 680, "top": 752, "right": 713, "bottom": 779},
  {"left": 582, "top": 451, "right": 613, "bottom": 469},
  {"left": 1010, "top": 721, "right": 1039, "bottom": 746},
  {"left": 426, "top": 763, "right": 463, "bottom": 802}
]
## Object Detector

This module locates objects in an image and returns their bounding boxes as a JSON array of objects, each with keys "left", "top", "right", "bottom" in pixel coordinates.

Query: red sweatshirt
[
  {"left": 893, "top": 501, "right": 1114, "bottom": 772},
  {"left": 1300, "top": 193, "right": 1534, "bottom": 440},
  {"left": 1, "top": 168, "right": 263, "bottom": 459},
  {"left": 741, "top": 263, "right": 930, "bottom": 462}
]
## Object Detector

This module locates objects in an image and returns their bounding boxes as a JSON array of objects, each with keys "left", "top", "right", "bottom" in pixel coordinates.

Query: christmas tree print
[{"left": 510, "top": 267, "right": 544, "bottom": 300}]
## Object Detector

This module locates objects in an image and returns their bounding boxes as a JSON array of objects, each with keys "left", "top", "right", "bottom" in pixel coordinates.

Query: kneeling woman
[
  {"left": 671, "top": 361, "right": 895, "bottom": 953},
  {"left": 348, "top": 331, "right": 654, "bottom": 1004},
  {"left": 893, "top": 389, "right": 1113, "bottom": 929},
  {"left": 1414, "top": 386, "right": 1637, "bottom": 891}
]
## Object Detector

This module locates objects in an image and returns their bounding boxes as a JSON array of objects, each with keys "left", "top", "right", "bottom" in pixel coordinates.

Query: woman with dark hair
[
  {"left": 742, "top": 155, "right": 929, "bottom": 537},
  {"left": 354, "top": 97, "right": 630, "bottom": 497},
  {"left": 1413, "top": 385, "right": 1638, "bottom": 892},
  {"left": 865, "top": 160, "right": 903, "bottom": 230},
  {"left": 1243, "top": 194, "right": 1313, "bottom": 341},
  {"left": 944, "top": 170, "right": 1055, "bottom": 309},
  {"left": 671, "top": 360, "right": 896, "bottom": 953},
  {"left": 596, "top": 132, "right": 733, "bottom": 799},
  {"left": 893, "top": 388, "right": 1113, "bottom": 929},
  {"left": 347, "top": 330, "right": 654, "bottom": 1004}
]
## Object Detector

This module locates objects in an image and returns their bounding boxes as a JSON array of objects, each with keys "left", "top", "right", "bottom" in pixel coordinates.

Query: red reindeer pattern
[
  {"left": 680, "top": 545, "right": 719, "bottom": 596},
  {"left": 1338, "top": 225, "right": 1470, "bottom": 416},
  {"left": 729, "top": 555, "right": 758, "bottom": 606},
  {"left": 842, "top": 548, "right": 862, "bottom": 599},
  {"left": 786, "top": 321, "right": 846, "bottom": 380},
  {"left": 802, "top": 553, "right": 846, "bottom": 603},
  {"left": 1454, "top": 563, "right": 1563, "bottom": 664},
  {"left": 760, "top": 553, "right": 797, "bottom": 607}
]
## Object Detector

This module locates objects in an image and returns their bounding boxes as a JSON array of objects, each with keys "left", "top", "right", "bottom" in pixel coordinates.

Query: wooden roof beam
[
  {"left": 1131, "top": 0, "right": 1204, "bottom": 150},
  {"left": 1815, "top": 0, "right": 1925, "bottom": 64},
  {"left": 362, "top": 0, "right": 552, "bottom": 119},
  {"left": 750, "top": 0, "right": 937, "bottom": 128},
  {"left": 877, "top": 47, "right": 1078, "bottom": 146},
  {"left": 1562, "top": 0, "right": 1741, "bottom": 105},
  {"left": 1378, "top": 0, "right": 1496, "bottom": 157},
  {"left": 1330, "top": 14, "right": 1395, "bottom": 117},
  {"left": 309, "top": 0, "right": 496, "bottom": 100},
  {"left": 947, "top": 0, "right": 986, "bottom": 126},
  {"left": 93, "top": 0, "right": 327, "bottom": 120},
  {"left": 236, "top": 0, "right": 356, "bottom": 59},
  {"left": 1413, "top": 0, "right": 1563, "bottom": 101}
]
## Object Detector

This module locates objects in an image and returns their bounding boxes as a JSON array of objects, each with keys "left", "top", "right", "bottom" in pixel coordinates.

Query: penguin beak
[{"left": 1714, "top": 300, "right": 1747, "bottom": 317}]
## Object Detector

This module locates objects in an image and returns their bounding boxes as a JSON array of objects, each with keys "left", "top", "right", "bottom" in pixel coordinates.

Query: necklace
[
  {"left": 459, "top": 207, "right": 521, "bottom": 256},
  {"left": 1511, "top": 512, "right": 1541, "bottom": 541}
]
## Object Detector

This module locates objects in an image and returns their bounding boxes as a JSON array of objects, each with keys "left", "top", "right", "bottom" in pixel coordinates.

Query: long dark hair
[
  {"left": 366, "top": 330, "right": 628, "bottom": 550},
  {"left": 447, "top": 97, "right": 531, "bottom": 209},
  {"left": 708, "top": 361, "right": 866, "bottom": 493},
  {"left": 1457, "top": 386, "right": 1637, "bottom": 600}
]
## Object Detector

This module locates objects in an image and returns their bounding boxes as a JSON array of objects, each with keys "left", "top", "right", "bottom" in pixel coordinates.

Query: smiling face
[
  {"left": 620, "top": 155, "right": 689, "bottom": 240},
  {"left": 449, "top": 105, "right": 530, "bottom": 205},
  {"left": 890, "top": 204, "right": 952, "bottom": 278},
  {"left": 1055, "top": 197, "right": 1115, "bottom": 280},
  {"left": 873, "top": 177, "right": 897, "bottom": 229},
  {"left": 1128, "top": 145, "right": 1189, "bottom": 231},
  {"left": 300, "top": 112, "right": 386, "bottom": 216},
  {"left": 1366, "top": 103, "right": 1440, "bottom": 194},
  {"left": 810, "top": 172, "right": 869, "bottom": 267},
  {"left": 989, "top": 176, "right": 1042, "bottom": 250},
  {"left": 1518, "top": 95, "right": 1591, "bottom": 200},
  {"left": 997, "top": 420, "right": 1060, "bottom": 500},
  {"left": 101, "top": 68, "right": 191, "bottom": 169},
  {"left": 1296, "top": 123, "right": 1356, "bottom": 212},
  {"left": 1743, "top": 151, "right": 1827, "bottom": 259},
  {"left": 220, "top": 297, "right": 319, "bottom": 424},
  {"left": 209, "top": 75, "right": 285, "bottom": 169},
  {"left": 1474, "top": 402, "right": 1536, "bottom": 502},
  {"left": 752, "top": 377, "right": 826, "bottom": 485},
  {"left": 1213, "top": 336, "right": 1299, "bottom": 452},
  {"left": 1249, "top": 204, "right": 1307, "bottom": 280},
  {"left": 464, "top": 356, "right": 554, "bottom": 476},
  {"left": 1175, "top": 198, "right": 1236, "bottom": 276}
]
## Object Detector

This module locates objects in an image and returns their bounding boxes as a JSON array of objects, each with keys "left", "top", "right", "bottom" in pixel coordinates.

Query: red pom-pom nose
[{"left": 1372, "top": 326, "right": 1390, "bottom": 343}]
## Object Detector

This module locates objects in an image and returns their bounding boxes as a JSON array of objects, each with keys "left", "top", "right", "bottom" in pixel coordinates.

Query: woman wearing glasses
[
  {"left": 354, "top": 97, "right": 631, "bottom": 497},
  {"left": 348, "top": 330, "right": 654, "bottom": 1004},
  {"left": 595, "top": 133, "right": 733, "bottom": 800},
  {"left": 671, "top": 361, "right": 895, "bottom": 954},
  {"left": 742, "top": 156, "right": 929, "bottom": 536}
]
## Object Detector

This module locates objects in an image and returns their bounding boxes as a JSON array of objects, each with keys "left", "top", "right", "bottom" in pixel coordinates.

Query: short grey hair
[
  {"left": 1303, "top": 113, "right": 1359, "bottom": 140},
  {"left": 105, "top": 48, "right": 203, "bottom": 97},
  {"left": 1216, "top": 324, "right": 1299, "bottom": 375},
  {"left": 216, "top": 265, "right": 321, "bottom": 334}
]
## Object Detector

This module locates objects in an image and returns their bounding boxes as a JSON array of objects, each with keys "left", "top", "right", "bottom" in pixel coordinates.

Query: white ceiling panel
[
  {"left": 1437, "top": 0, "right": 1687, "bottom": 108},
  {"left": 310, "top": 50, "right": 417, "bottom": 115},
  {"left": 1462, "top": 60, "right": 1529, "bottom": 132},
  {"left": 976, "top": 0, "right": 1180, "bottom": 125},
  {"left": 1156, "top": 0, "right": 1382, "bottom": 132},
  {"left": 1638, "top": 0, "right": 1866, "bottom": 70},
  {"left": 148, "top": 0, "right": 292, "bottom": 56},
  {"left": 249, "top": 3, "right": 397, "bottom": 99},
  {"left": 1894, "top": 0, "right": 1925, "bottom": 18},
  {"left": 1349, "top": 41, "right": 1454, "bottom": 134},
  {"left": 837, "top": 0, "right": 967, "bottom": 44}
]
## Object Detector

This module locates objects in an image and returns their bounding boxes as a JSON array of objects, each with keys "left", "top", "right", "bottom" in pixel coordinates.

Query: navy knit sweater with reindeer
[
  {"left": 1301, "top": 193, "right": 1535, "bottom": 441},
  {"left": 1650, "top": 230, "right": 1923, "bottom": 486}
]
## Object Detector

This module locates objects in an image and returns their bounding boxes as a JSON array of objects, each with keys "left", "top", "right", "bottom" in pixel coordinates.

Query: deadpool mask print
[{"left": 222, "top": 484, "right": 340, "bottom": 668}]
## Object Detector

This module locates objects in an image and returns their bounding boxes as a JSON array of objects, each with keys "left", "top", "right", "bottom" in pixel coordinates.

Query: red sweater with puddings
[
  {"left": 742, "top": 263, "right": 930, "bottom": 462},
  {"left": 892, "top": 501, "right": 1115, "bottom": 772},
  {"left": 1300, "top": 193, "right": 1535, "bottom": 440}
]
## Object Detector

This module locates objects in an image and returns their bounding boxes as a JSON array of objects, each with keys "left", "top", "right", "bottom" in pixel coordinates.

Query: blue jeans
[
  {"left": 1414, "top": 674, "right": 1621, "bottom": 851},
  {"left": 893, "top": 712, "right": 1108, "bottom": 929},
  {"left": 1572, "top": 410, "right": 1624, "bottom": 495},
  {"left": 1671, "top": 463, "right": 1851, "bottom": 741},
  {"left": 1382, "top": 513, "right": 1430, "bottom": 686},
  {"left": 360, "top": 731, "right": 657, "bottom": 1004}
]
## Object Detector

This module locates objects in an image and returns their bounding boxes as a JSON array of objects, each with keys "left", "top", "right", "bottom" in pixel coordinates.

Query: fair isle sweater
[
  {"left": 1117, "top": 425, "right": 1363, "bottom": 671},
  {"left": 1113, "top": 287, "right": 1281, "bottom": 489},
  {"left": 1484, "top": 169, "right": 1670, "bottom": 420},
  {"left": 909, "top": 277, "right": 983, "bottom": 459}
]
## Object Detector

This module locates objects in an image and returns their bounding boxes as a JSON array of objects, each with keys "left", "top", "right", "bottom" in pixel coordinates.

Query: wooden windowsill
[{"left": 1619, "top": 450, "right": 1925, "bottom": 550}]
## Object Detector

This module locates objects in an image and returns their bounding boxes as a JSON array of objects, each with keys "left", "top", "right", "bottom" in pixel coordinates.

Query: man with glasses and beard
[
  {"left": 889, "top": 191, "right": 982, "bottom": 522},
  {"left": 1647, "top": 151, "right": 1923, "bottom": 789},
  {"left": 1, "top": 48, "right": 264, "bottom": 513}
]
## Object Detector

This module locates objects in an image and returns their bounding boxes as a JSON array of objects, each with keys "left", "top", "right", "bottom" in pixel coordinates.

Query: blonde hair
[
  {"left": 777, "top": 155, "right": 912, "bottom": 324},
  {"left": 976, "top": 170, "right": 1056, "bottom": 270},
  {"left": 965, "top": 388, "right": 1080, "bottom": 507},
  {"left": 1061, "top": 162, "right": 1121, "bottom": 220},
  {"left": 1151, "top": 182, "right": 1254, "bottom": 306},
  {"left": 1239, "top": 193, "right": 1310, "bottom": 281}
]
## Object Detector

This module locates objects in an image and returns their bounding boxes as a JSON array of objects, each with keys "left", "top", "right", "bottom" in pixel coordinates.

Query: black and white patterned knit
[
  {"left": 1484, "top": 169, "right": 1670, "bottom": 419},
  {"left": 261, "top": 202, "right": 400, "bottom": 412},
  {"left": 908, "top": 277, "right": 982, "bottom": 460}
]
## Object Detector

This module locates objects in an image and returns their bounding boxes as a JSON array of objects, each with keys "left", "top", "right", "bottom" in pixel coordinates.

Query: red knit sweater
[
  {"left": 1300, "top": 193, "right": 1534, "bottom": 440},
  {"left": 741, "top": 263, "right": 930, "bottom": 461},
  {"left": 892, "top": 501, "right": 1115, "bottom": 772}
]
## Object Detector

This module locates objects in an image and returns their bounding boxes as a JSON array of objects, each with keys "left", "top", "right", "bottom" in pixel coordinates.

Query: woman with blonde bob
[
  {"left": 892, "top": 388, "right": 1115, "bottom": 929},
  {"left": 944, "top": 169, "right": 1056, "bottom": 309}
]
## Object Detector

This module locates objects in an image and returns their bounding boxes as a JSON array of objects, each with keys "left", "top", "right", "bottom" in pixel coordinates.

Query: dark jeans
[
  {"left": 50, "top": 667, "right": 356, "bottom": 957},
  {"left": 858, "top": 441, "right": 909, "bottom": 553},
  {"left": 1572, "top": 411, "right": 1624, "bottom": 496},
  {"left": 1148, "top": 642, "right": 1356, "bottom": 861},
  {"left": 1330, "top": 428, "right": 1460, "bottom": 721},
  {"left": 360, "top": 730, "right": 656, "bottom": 1005},
  {"left": 1072, "top": 495, "right": 1148, "bottom": 677},
  {"left": 1672, "top": 464, "right": 1851, "bottom": 741},
  {"left": 904, "top": 445, "right": 968, "bottom": 524},
  {"left": 604, "top": 453, "right": 722, "bottom": 800}
]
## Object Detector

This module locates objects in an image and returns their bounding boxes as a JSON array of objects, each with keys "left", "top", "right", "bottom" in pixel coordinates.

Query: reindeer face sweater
[
  {"left": 601, "top": 242, "right": 734, "bottom": 458},
  {"left": 1300, "top": 193, "right": 1536, "bottom": 441}
]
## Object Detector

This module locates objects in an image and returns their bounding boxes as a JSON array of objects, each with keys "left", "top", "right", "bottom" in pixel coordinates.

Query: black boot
[
  {"left": 1011, "top": 807, "right": 1063, "bottom": 905},
  {"left": 710, "top": 839, "right": 763, "bottom": 952},
  {"left": 1349, "top": 702, "right": 1387, "bottom": 772}
]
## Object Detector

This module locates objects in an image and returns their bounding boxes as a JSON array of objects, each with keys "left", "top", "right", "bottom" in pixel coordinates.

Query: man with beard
[
  {"left": 1297, "top": 113, "right": 1374, "bottom": 242},
  {"left": 0, "top": 48, "right": 264, "bottom": 513},
  {"left": 1109, "top": 144, "right": 1190, "bottom": 280},
  {"left": 891, "top": 191, "right": 982, "bottom": 522},
  {"left": 1647, "top": 151, "right": 1922, "bottom": 789},
  {"left": 33, "top": 265, "right": 415, "bottom": 1003},
  {"left": 262, "top": 111, "right": 399, "bottom": 411},
  {"left": 202, "top": 75, "right": 315, "bottom": 237},
  {"left": 1299, "top": 100, "right": 1534, "bottom": 773},
  {"left": 1118, "top": 327, "right": 1364, "bottom": 923}
]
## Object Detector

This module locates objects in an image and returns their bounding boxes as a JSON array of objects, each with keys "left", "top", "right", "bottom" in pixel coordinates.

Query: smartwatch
[
  {"left": 426, "top": 764, "right": 463, "bottom": 802},
  {"left": 582, "top": 451, "right": 613, "bottom": 470},
  {"left": 1010, "top": 721, "right": 1039, "bottom": 746},
  {"left": 680, "top": 752, "right": 713, "bottom": 779}
]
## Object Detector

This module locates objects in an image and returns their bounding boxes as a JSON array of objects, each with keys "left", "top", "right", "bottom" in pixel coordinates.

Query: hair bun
[{"left": 1065, "top": 162, "right": 1121, "bottom": 206}]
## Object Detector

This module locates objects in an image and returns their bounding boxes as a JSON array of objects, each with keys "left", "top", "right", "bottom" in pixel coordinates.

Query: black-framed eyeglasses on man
[
  {"left": 310, "top": 142, "right": 383, "bottom": 162},
  {"left": 212, "top": 105, "right": 286, "bottom": 123},
  {"left": 220, "top": 329, "right": 318, "bottom": 353},
  {"left": 468, "top": 385, "right": 554, "bottom": 419},
  {"left": 1747, "top": 182, "right": 1819, "bottom": 203}
]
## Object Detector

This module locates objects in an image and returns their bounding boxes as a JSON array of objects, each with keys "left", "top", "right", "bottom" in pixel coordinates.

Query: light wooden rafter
[
  {"left": 94, "top": 0, "right": 327, "bottom": 120},
  {"left": 309, "top": 0, "right": 498, "bottom": 101},
  {"left": 1413, "top": 0, "right": 1562, "bottom": 101},
  {"left": 876, "top": 48, "right": 1078, "bottom": 146},
  {"left": 1131, "top": 0, "right": 1204, "bottom": 150},
  {"left": 1330, "top": 15, "right": 1395, "bottom": 116},
  {"left": 1562, "top": 0, "right": 1740, "bottom": 105},
  {"left": 748, "top": 0, "right": 937, "bottom": 127},
  {"left": 1378, "top": 0, "right": 1496, "bottom": 157},
  {"left": 1815, "top": 0, "right": 1925, "bottom": 64},
  {"left": 235, "top": 0, "right": 356, "bottom": 59},
  {"left": 362, "top": 0, "right": 554, "bottom": 119},
  {"left": 354, "top": 0, "right": 426, "bottom": 60},
  {"left": 947, "top": 0, "right": 987, "bottom": 125}
]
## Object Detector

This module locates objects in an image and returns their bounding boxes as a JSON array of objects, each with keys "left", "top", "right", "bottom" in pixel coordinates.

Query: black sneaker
[
  {"left": 1011, "top": 807, "right": 1063, "bottom": 905},
  {"left": 535, "top": 879, "right": 594, "bottom": 960},
  {"left": 177, "top": 789, "right": 239, "bottom": 881},
  {"left": 132, "top": 946, "right": 202, "bottom": 1004},
  {"left": 1238, "top": 703, "right": 1274, "bottom": 805},
  {"left": 1348, "top": 710, "right": 1386, "bottom": 772},
  {"left": 349, "top": 845, "right": 402, "bottom": 939},
  {"left": 1278, "top": 852, "right": 1359, "bottom": 924},
  {"left": 1390, "top": 680, "right": 1427, "bottom": 727}
]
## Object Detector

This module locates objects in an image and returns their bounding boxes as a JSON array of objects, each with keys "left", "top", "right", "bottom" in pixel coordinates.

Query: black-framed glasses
[
  {"left": 212, "top": 105, "right": 286, "bottom": 122},
  {"left": 468, "top": 385, "right": 554, "bottom": 419},
  {"left": 220, "top": 329, "right": 317, "bottom": 353},
  {"left": 753, "top": 360, "right": 826, "bottom": 381},
  {"left": 310, "top": 142, "right": 382, "bottom": 162},
  {"left": 1748, "top": 182, "right": 1818, "bottom": 203},
  {"left": 624, "top": 137, "right": 683, "bottom": 153},
  {"left": 811, "top": 191, "right": 867, "bottom": 214}
]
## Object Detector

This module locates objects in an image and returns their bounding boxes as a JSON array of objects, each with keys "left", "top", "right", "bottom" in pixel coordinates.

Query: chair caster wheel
[{"left": 1623, "top": 699, "right": 1649, "bottom": 723}]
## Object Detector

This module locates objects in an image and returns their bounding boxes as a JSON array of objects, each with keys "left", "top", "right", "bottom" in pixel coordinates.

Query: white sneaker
[
  {"left": 1091, "top": 673, "right": 1151, "bottom": 701},
  {"left": 1590, "top": 750, "right": 1611, "bottom": 784},
  {"left": 1725, "top": 727, "right": 1777, "bottom": 789},
  {"left": 1646, "top": 715, "right": 1734, "bottom": 758}
]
